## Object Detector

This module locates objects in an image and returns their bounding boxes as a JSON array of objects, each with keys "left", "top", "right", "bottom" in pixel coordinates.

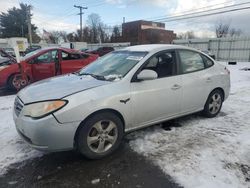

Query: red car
[{"left": 0, "top": 47, "right": 98, "bottom": 90}]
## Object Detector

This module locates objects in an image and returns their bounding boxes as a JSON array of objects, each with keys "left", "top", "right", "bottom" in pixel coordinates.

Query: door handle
[
  {"left": 171, "top": 84, "right": 182, "bottom": 90},
  {"left": 206, "top": 78, "right": 212, "bottom": 83}
]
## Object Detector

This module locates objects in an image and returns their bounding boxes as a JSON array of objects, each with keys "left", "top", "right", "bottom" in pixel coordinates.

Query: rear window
[
  {"left": 179, "top": 50, "right": 205, "bottom": 74},
  {"left": 201, "top": 54, "right": 214, "bottom": 68},
  {"left": 62, "top": 51, "right": 81, "bottom": 60}
]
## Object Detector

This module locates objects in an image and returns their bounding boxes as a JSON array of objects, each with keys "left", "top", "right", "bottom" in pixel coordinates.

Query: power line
[
  {"left": 34, "top": 10, "right": 78, "bottom": 24},
  {"left": 33, "top": 17, "right": 78, "bottom": 29},
  {"left": 143, "top": 0, "right": 237, "bottom": 21},
  {"left": 153, "top": 5, "right": 250, "bottom": 23},
  {"left": 151, "top": 1, "right": 250, "bottom": 22},
  {"left": 34, "top": 7, "right": 76, "bottom": 18}
]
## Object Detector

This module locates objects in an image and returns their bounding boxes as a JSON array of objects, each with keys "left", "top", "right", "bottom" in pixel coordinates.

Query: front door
[
  {"left": 130, "top": 50, "right": 182, "bottom": 128},
  {"left": 32, "top": 50, "right": 58, "bottom": 81}
]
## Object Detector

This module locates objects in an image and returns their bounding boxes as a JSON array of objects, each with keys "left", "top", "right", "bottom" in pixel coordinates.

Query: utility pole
[
  {"left": 27, "top": 5, "right": 32, "bottom": 45},
  {"left": 74, "top": 5, "right": 88, "bottom": 41}
]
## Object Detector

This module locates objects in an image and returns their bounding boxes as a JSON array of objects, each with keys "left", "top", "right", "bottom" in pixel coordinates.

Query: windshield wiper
[
  {"left": 79, "top": 72, "right": 106, "bottom": 81},
  {"left": 72, "top": 71, "right": 80, "bottom": 75}
]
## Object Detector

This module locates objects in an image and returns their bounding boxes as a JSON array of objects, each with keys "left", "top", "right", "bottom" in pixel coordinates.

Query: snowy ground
[
  {"left": 129, "top": 62, "right": 250, "bottom": 188},
  {"left": 0, "top": 62, "right": 249, "bottom": 188},
  {"left": 0, "top": 96, "right": 43, "bottom": 175}
]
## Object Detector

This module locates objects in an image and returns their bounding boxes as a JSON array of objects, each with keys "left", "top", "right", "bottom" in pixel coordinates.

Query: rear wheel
[
  {"left": 77, "top": 112, "right": 124, "bottom": 159},
  {"left": 7, "top": 74, "right": 29, "bottom": 91},
  {"left": 203, "top": 89, "right": 223, "bottom": 118}
]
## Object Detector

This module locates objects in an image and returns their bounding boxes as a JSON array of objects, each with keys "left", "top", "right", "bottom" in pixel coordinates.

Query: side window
[
  {"left": 62, "top": 51, "right": 81, "bottom": 61},
  {"left": 143, "top": 51, "right": 176, "bottom": 78},
  {"left": 82, "top": 54, "right": 89, "bottom": 59},
  {"left": 179, "top": 50, "right": 205, "bottom": 73},
  {"left": 36, "top": 51, "right": 52, "bottom": 63},
  {"left": 51, "top": 50, "right": 58, "bottom": 61},
  {"left": 201, "top": 54, "right": 214, "bottom": 68}
]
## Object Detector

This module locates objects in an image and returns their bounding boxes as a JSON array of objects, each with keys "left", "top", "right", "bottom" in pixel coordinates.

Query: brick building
[{"left": 121, "top": 20, "right": 176, "bottom": 45}]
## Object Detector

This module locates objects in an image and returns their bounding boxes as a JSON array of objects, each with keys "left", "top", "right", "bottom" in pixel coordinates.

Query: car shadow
[{"left": 0, "top": 88, "right": 17, "bottom": 97}]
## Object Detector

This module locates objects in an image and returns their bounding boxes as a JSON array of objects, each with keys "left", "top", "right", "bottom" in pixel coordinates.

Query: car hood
[{"left": 18, "top": 74, "right": 111, "bottom": 104}]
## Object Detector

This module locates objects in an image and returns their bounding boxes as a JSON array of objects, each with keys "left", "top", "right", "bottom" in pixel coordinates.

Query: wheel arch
[
  {"left": 210, "top": 87, "right": 225, "bottom": 101},
  {"left": 73, "top": 108, "right": 125, "bottom": 149},
  {"left": 7, "top": 72, "right": 31, "bottom": 82},
  {"left": 6, "top": 72, "right": 31, "bottom": 88},
  {"left": 6, "top": 72, "right": 20, "bottom": 85}
]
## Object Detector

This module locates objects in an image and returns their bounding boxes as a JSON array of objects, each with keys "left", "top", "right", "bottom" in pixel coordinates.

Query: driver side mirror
[{"left": 137, "top": 69, "right": 158, "bottom": 81}]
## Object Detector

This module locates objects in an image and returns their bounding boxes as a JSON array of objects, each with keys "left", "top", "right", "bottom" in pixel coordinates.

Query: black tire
[
  {"left": 203, "top": 89, "right": 223, "bottom": 118},
  {"left": 7, "top": 74, "right": 18, "bottom": 91},
  {"left": 7, "top": 74, "right": 29, "bottom": 91},
  {"left": 77, "top": 112, "right": 124, "bottom": 159}
]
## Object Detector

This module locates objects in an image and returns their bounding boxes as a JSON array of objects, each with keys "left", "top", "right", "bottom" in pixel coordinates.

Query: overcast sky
[{"left": 1, "top": 0, "right": 250, "bottom": 37}]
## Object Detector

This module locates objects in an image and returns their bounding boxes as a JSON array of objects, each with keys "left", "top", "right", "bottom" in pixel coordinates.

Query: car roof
[
  {"left": 39, "top": 47, "right": 79, "bottom": 53},
  {"left": 121, "top": 44, "right": 198, "bottom": 52}
]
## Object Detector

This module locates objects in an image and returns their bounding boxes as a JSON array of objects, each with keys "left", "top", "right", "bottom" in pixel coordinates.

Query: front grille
[{"left": 14, "top": 97, "right": 24, "bottom": 117}]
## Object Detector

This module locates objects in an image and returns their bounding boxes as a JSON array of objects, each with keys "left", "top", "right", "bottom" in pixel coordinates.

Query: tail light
[{"left": 225, "top": 67, "right": 230, "bottom": 75}]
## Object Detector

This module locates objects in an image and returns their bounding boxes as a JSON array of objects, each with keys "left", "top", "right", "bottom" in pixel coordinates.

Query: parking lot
[
  {"left": 0, "top": 62, "right": 249, "bottom": 188},
  {"left": 0, "top": 144, "right": 180, "bottom": 188}
]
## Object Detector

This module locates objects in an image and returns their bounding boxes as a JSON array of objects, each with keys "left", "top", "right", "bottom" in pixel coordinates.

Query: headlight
[{"left": 22, "top": 100, "right": 67, "bottom": 119}]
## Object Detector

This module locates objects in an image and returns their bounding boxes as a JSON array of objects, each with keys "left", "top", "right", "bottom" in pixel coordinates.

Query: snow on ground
[
  {"left": 0, "top": 95, "right": 43, "bottom": 175},
  {"left": 129, "top": 62, "right": 250, "bottom": 188},
  {"left": 0, "top": 62, "right": 249, "bottom": 188}
]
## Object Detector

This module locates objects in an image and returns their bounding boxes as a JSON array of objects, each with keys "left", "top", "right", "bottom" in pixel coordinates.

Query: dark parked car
[
  {"left": 3, "top": 48, "right": 16, "bottom": 57},
  {"left": 87, "top": 47, "right": 114, "bottom": 56},
  {"left": 25, "top": 45, "right": 42, "bottom": 55},
  {"left": 0, "top": 48, "right": 17, "bottom": 66}
]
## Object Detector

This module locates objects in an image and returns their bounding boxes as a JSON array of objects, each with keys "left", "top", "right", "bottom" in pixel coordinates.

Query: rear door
[
  {"left": 31, "top": 50, "right": 58, "bottom": 81},
  {"left": 60, "top": 51, "right": 89, "bottom": 74},
  {"left": 177, "top": 50, "right": 214, "bottom": 113}
]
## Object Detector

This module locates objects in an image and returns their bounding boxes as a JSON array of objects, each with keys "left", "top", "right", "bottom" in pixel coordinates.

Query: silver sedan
[{"left": 13, "top": 45, "right": 230, "bottom": 159}]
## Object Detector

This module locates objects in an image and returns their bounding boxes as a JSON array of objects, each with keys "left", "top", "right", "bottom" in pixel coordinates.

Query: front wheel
[
  {"left": 7, "top": 74, "right": 29, "bottom": 91},
  {"left": 203, "top": 90, "right": 223, "bottom": 118},
  {"left": 77, "top": 112, "right": 124, "bottom": 159}
]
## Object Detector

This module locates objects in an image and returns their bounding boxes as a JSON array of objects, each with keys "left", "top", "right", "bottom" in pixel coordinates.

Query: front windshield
[
  {"left": 79, "top": 51, "right": 148, "bottom": 81},
  {"left": 21, "top": 49, "right": 43, "bottom": 61}
]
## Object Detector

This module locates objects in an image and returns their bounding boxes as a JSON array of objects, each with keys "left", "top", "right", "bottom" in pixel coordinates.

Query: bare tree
[
  {"left": 82, "top": 27, "right": 91, "bottom": 42},
  {"left": 215, "top": 21, "right": 231, "bottom": 38},
  {"left": 229, "top": 28, "right": 242, "bottom": 37},
  {"left": 42, "top": 30, "right": 68, "bottom": 44},
  {"left": 67, "top": 32, "right": 77, "bottom": 42},
  {"left": 177, "top": 31, "right": 196, "bottom": 39},
  {"left": 111, "top": 26, "right": 121, "bottom": 42},
  {"left": 86, "top": 13, "right": 110, "bottom": 43},
  {"left": 87, "top": 13, "right": 101, "bottom": 43},
  {"left": 215, "top": 20, "right": 243, "bottom": 38}
]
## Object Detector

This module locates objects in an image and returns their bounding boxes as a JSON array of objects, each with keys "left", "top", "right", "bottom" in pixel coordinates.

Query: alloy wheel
[
  {"left": 12, "top": 74, "right": 28, "bottom": 90},
  {"left": 87, "top": 120, "right": 118, "bottom": 153},
  {"left": 208, "top": 93, "right": 222, "bottom": 114}
]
